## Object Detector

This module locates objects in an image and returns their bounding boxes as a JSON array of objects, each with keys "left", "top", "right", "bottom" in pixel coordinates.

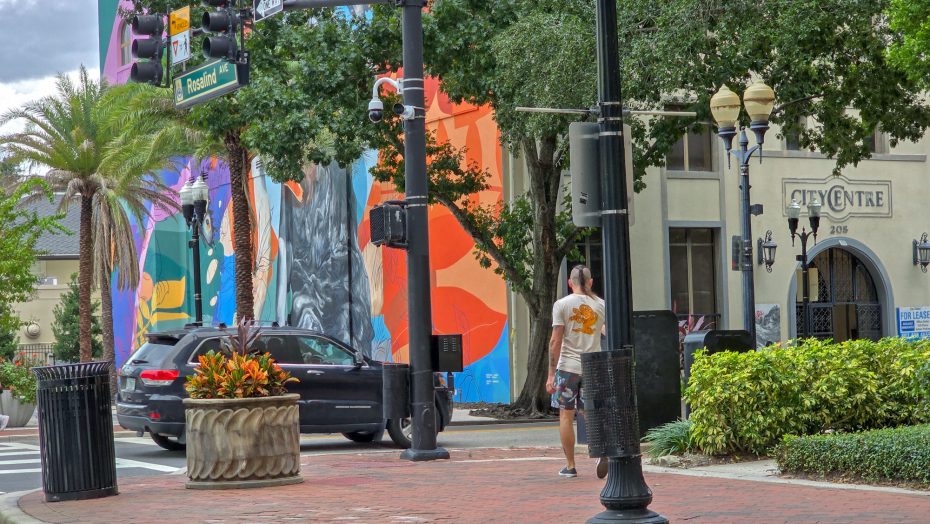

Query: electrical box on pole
[
  {"left": 569, "top": 122, "right": 634, "bottom": 228},
  {"left": 129, "top": 14, "right": 166, "bottom": 85}
]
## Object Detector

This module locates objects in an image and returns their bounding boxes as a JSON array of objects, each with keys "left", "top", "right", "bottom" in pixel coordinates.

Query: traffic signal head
[
  {"left": 202, "top": 0, "right": 230, "bottom": 6},
  {"left": 129, "top": 14, "right": 165, "bottom": 86},
  {"left": 201, "top": 7, "right": 239, "bottom": 60}
]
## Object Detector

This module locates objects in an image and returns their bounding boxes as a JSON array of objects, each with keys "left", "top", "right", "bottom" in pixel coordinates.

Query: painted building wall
[{"left": 98, "top": 2, "right": 510, "bottom": 402}]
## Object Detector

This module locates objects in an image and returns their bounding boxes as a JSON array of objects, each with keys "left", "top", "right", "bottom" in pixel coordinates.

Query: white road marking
[
  {"left": 0, "top": 451, "right": 39, "bottom": 457},
  {"left": 456, "top": 457, "right": 562, "bottom": 464},
  {"left": 0, "top": 459, "right": 40, "bottom": 466},
  {"left": 114, "top": 437, "right": 161, "bottom": 446},
  {"left": 114, "top": 458, "right": 180, "bottom": 473}
]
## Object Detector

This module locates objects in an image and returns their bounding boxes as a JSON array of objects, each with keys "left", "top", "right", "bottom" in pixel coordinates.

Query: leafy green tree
[
  {"left": 52, "top": 274, "right": 103, "bottom": 363},
  {"left": 0, "top": 324, "right": 19, "bottom": 362},
  {"left": 888, "top": 0, "right": 930, "bottom": 89},
  {"left": 0, "top": 179, "right": 64, "bottom": 339}
]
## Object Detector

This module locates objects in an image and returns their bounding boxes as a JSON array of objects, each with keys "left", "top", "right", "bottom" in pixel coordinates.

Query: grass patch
[
  {"left": 642, "top": 420, "right": 692, "bottom": 458},
  {"left": 775, "top": 424, "right": 930, "bottom": 485}
]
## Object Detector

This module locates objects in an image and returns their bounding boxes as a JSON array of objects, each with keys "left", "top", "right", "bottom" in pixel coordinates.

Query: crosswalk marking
[{"left": 0, "top": 441, "right": 182, "bottom": 475}]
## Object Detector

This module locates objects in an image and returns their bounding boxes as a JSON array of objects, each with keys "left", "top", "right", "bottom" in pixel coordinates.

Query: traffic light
[
  {"left": 130, "top": 14, "right": 166, "bottom": 85},
  {"left": 201, "top": 0, "right": 240, "bottom": 61}
]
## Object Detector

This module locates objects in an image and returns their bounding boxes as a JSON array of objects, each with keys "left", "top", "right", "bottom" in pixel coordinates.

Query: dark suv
[{"left": 116, "top": 326, "right": 452, "bottom": 450}]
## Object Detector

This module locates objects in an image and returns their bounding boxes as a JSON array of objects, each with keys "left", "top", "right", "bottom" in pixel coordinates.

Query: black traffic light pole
[
  {"left": 283, "top": 0, "right": 447, "bottom": 461},
  {"left": 592, "top": 0, "right": 667, "bottom": 522}
]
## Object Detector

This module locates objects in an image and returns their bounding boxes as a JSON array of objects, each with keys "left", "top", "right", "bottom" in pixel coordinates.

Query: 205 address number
[{"left": 830, "top": 225, "right": 848, "bottom": 235}]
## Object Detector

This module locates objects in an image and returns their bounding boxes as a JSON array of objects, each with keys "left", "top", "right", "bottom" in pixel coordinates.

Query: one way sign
[{"left": 254, "top": 0, "right": 284, "bottom": 22}]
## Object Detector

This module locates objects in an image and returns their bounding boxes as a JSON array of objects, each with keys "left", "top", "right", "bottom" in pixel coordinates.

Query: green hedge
[
  {"left": 684, "top": 338, "right": 930, "bottom": 455},
  {"left": 776, "top": 424, "right": 930, "bottom": 484}
]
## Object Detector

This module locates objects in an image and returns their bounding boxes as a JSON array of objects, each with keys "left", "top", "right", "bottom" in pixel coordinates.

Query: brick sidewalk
[{"left": 15, "top": 447, "right": 930, "bottom": 523}]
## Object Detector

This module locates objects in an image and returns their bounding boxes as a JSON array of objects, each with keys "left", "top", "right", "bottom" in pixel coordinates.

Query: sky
[{"left": 0, "top": 0, "right": 100, "bottom": 134}]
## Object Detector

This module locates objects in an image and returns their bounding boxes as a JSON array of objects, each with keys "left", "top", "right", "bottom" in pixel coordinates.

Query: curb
[
  {"left": 0, "top": 490, "right": 45, "bottom": 524},
  {"left": 448, "top": 417, "right": 557, "bottom": 427}
]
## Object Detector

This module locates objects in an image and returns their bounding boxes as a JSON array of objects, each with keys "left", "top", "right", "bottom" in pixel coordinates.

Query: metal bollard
[{"left": 32, "top": 362, "right": 118, "bottom": 502}]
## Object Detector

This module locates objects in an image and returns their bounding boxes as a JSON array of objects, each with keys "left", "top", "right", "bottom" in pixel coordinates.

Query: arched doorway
[{"left": 796, "top": 247, "right": 882, "bottom": 341}]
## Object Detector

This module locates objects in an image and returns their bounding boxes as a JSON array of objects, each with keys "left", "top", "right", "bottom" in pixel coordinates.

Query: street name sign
[
  {"left": 174, "top": 60, "right": 241, "bottom": 109},
  {"left": 254, "top": 0, "right": 285, "bottom": 22}
]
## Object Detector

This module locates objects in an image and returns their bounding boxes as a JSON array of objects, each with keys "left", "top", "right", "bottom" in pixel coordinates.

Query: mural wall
[{"left": 100, "top": 2, "right": 511, "bottom": 403}]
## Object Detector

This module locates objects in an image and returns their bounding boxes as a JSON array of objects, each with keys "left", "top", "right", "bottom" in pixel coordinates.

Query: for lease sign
[{"left": 897, "top": 307, "right": 930, "bottom": 339}]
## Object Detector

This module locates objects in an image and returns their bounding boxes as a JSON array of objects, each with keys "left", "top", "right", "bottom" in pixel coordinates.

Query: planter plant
[
  {"left": 0, "top": 359, "right": 38, "bottom": 428},
  {"left": 184, "top": 321, "right": 301, "bottom": 489}
]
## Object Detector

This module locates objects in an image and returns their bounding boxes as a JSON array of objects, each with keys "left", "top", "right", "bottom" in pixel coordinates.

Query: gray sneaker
[{"left": 559, "top": 466, "right": 577, "bottom": 478}]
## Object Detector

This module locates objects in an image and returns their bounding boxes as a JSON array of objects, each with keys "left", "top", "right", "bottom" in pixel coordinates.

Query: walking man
[{"left": 547, "top": 265, "right": 608, "bottom": 478}]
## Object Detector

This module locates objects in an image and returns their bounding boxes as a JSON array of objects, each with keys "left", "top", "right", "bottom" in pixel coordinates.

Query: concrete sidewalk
[{"left": 6, "top": 447, "right": 929, "bottom": 523}]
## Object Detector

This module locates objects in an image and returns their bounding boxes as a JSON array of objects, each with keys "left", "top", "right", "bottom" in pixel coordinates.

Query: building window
[
  {"left": 120, "top": 22, "right": 132, "bottom": 66},
  {"left": 864, "top": 127, "right": 886, "bottom": 154},
  {"left": 566, "top": 231, "right": 603, "bottom": 297},
  {"left": 666, "top": 119, "right": 713, "bottom": 172},
  {"left": 784, "top": 117, "right": 806, "bottom": 151},
  {"left": 669, "top": 228, "right": 718, "bottom": 325}
]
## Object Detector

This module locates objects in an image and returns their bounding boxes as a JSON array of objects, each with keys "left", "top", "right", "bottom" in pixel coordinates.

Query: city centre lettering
[{"left": 782, "top": 175, "right": 892, "bottom": 221}]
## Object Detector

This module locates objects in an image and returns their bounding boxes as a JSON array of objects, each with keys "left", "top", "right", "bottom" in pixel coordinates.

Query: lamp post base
[
  {"left": 586, "top": 456, "right": 668, "bottom": 524},
  {"left": 587, "top": 509, "right": 669, "bottom": 524},
  {"left": 399, "top": 447, "right": 450, "bottom": 462}
]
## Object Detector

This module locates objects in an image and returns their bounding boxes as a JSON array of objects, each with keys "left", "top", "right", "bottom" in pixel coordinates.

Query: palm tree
[
  {"left": 103, "top": 82, "right": 256, "bottom": 321},
  {"left": 0, "top": 67, "right": 114, "bottom": 362},
  {"left": 92, "top": 171, "right": 176, "bottom": 394}
]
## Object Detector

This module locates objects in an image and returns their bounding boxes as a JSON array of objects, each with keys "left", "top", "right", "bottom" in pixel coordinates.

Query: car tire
[
  {"left": 342, "top": 431, "right": 378, "bottom": 443},
  {"left": 150, "top": 433, "right": 186, "bottom": 451},
  {"left": 386, "top": 417, "right": 413, "bottom": 449}
]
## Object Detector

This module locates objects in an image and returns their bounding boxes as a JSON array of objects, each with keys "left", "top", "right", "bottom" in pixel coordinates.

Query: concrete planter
[
  {"left": 183, "top": 393, "right": 302, "bottom": 489},
  {"left": 0, "top": 390, "right": 36, "bottom": 427}
]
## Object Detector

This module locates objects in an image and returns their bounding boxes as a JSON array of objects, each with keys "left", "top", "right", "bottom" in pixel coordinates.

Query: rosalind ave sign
[{"left": 174, "top": 60, "right": 243, "bottom": 109}]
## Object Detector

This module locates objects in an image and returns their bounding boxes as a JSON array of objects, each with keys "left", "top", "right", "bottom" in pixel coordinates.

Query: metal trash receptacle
[
  {"left": 32, "top": 362, "right": 118, "bottom": 502},
  {"left": 581, "top": 349, "right": 641, "bottom": 458},
  {"left": 382, "top": 362, "right": 410, "bottom": 420}
]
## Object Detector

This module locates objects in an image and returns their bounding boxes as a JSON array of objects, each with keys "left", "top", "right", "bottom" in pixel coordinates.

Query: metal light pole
[
  {"left": 180, "top": 175, "right": 209, "bottom": 325},
  {"left": 587, "top": 1, "right": 666, "bottom": 522},
  {"left": 710, "top": 83, "right": 777, "bottom": 346},
  {"left": 787, "top": 198, "right": 821, "bottom": 339}
]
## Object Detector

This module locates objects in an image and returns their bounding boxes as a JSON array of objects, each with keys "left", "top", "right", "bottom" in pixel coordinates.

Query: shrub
[
  {"left": 684, "top": 338, "right": 930, "bottom": 455},
  {"left": 643, "top": 420, "right": 692, "bottom": 458},
  {"left": 0, "top": 360, "right": 37, "bottom": 405},
  {"left": 185, "top": 321, "right": 297, "bottom": 399},
  {"left": 775, "top": 424, "right": 930, "bottom": 485}
]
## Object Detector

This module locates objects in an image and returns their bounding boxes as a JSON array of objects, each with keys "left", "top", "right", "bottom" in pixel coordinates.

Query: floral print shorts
[{"left": 550, "top": 370, "right": 584, "bottom": 410}]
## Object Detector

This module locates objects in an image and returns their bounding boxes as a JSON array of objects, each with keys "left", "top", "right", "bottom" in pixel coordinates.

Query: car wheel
[
  {"left": 342, "top": 431, "right": 378, "bottom": 443},
  {"left": 150, "top": 433, "right": 186, "bottom": 451},
  {"left": 387, "top": 417, "right": 413, "bottom": 449}
]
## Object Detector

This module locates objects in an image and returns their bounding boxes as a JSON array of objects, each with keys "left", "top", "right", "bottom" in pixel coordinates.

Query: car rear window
[{"left": 128, "top": 342, "right": 178, "bottom": 364}]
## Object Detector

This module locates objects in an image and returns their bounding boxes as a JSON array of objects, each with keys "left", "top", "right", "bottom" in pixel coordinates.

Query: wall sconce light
[
  {"left": 914, "top": 233, "right": 930, "bottom": 273},
  {"left": 757, "top": 230, "right": 777, "bottom": 273}
]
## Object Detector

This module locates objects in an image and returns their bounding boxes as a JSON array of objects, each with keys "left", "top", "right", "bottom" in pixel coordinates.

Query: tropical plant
[
  {"left": 643, "top": 419, "right": 693, "bottom": 458},
  {"left": 0, "top": 328, "right": 17, "bottom": 362},
  {"left": 0, "top": 67, "right": 174, "bottom": 362},
  {"left": 51, "top": 274, "right": 102, "bottom": 363},
  {"left": 185, "top": 321, "right": 297, "bottom": 399},
  {"left": 0, "top": 359, "right": 38, "bottom": 405}
]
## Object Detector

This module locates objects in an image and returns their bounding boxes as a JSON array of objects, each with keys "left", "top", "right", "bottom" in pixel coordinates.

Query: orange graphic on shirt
[{"left": 569, "top": 305, "right": 599, "bottom": 335}]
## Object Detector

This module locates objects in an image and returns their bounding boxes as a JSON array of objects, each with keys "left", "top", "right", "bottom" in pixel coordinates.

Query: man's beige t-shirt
[{"left": 552, "top": 293, "right": 606, "bottom": 374}]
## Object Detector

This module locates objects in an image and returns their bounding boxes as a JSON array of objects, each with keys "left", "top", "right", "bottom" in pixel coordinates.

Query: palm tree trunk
[
  {"left": 78, "top": 195, "right": 94, "bottom": 362},
  {"left": 225, "top": 131, "right": 254, "bottom": 321},
  {"left": 100, "top": 264, "right": 117, "bottom": 397}
]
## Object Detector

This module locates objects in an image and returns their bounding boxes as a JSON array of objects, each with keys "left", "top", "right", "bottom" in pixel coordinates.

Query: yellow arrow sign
[{"left": 169, "top": 6, "right": 190, "bottom": 36}]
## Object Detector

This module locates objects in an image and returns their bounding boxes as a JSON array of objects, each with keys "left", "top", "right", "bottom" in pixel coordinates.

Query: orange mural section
[{"left": 358, "top": 76, "right": 508, "bottom": 370}]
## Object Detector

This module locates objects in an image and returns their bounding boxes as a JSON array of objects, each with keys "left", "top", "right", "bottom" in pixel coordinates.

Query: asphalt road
[{"left": 0, "top": 422, "right": 560, "bottom": 495}]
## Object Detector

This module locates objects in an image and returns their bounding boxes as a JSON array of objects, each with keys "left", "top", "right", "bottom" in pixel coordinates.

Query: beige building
[
  {"left": 13, "top": 195, "right": 81, "bottom": 350},
  {"left": 506, "top": 122, "right": 930, "bottom": 398}
]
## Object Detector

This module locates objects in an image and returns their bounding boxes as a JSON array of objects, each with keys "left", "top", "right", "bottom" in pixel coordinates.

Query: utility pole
[
  {"left": 591, "top": 0, "right": 667, "bottom": 522},
  {"left": 280, "top": 0, "right": 447, "bottom": 460}
]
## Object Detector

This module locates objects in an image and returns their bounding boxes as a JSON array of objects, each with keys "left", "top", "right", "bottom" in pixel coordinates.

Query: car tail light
[{"left": 139, "top": 369, "right": 179, "bottom": 386}]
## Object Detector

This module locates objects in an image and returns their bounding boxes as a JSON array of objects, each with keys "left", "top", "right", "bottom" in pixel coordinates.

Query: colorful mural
[{"left": 101, "top": 2, "right": 510, "bottom": 403}]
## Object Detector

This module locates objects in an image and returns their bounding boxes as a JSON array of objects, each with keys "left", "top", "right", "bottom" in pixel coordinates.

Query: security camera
[
  {"left": 368, "top": 99, "right": 384, "bottom": 123},
  {"left": 393, "top": 103, "right": 416, "bottom": 120}
]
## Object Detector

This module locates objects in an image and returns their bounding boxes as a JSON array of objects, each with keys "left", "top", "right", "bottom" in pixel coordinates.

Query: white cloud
[{"left": 0, "top": 67, "right": 101, "bottom": 136}]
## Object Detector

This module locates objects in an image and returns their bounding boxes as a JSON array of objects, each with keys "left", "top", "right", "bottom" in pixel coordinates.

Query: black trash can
[
  {"left": 581, "top": 348, "right": 641, "bottom": 458},
  {"left": 32, "top": 362, "right": 118, "bottom": 502}
]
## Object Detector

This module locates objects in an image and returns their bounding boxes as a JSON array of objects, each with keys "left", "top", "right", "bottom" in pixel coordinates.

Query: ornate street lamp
[
  {"left": 787, "top": 197, "right": 821, "bottom": 338},
  {"left": 710, "top": 81, "right": 776, "bottom": 345},
  {"left": 914, "top": 233, "right": 930, "bottom": 273},
  {"left": 180, "top": 174, "right": 209, "bottom": 325},
  {"left": 758, "top": 230, "right": 777, "bottom": 272}
]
